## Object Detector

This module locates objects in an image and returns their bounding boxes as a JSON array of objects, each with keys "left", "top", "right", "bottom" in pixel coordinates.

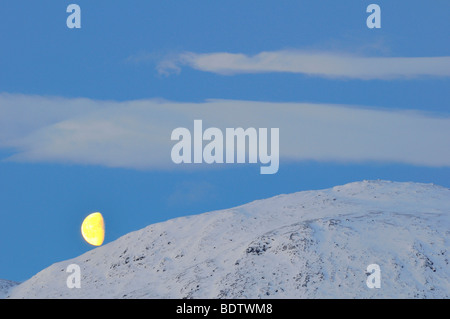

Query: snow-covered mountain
[
  {"left": 0, "top": 280, "right": 19, "bottom": 299},
  {"left": 6, "top": 180, "right": 450, "bottom": 298}
]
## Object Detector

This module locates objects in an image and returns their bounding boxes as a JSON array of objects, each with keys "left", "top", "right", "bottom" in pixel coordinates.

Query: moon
[{"left": 81, "top": 212, "right": 105, "bottom": 246}]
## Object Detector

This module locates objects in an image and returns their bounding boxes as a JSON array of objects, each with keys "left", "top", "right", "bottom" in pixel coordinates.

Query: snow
[
  {"left": 0, "top": 279, "right": 19, "bottom": 299},
  {"left": 5, "top": 180, "right": 450, "bottom": 298}
]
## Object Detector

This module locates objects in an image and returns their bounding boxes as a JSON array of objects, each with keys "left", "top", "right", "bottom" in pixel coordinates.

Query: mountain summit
[{"left": 7, "top": 180, "right": 450, "bottom": 298}]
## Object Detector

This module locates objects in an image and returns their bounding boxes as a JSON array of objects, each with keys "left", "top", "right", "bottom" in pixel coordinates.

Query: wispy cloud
[
  {"left": 1, "top": 93, "right": 449, "bottom": 169},
  {"left": 157, "top": 50, "right": 450, "bottom": 79}
]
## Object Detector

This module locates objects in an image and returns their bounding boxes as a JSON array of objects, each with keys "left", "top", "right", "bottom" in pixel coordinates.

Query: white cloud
[
  {"left": 157, "top": 50, "right": 450, "bottom": 79},
  {"left": 0, "top": 93, "right": 449, "bottom": 169}
]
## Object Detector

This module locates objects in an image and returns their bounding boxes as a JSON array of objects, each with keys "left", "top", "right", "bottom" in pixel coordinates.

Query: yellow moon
[{"left": 81, "top": 212, "right": 105, "bottom": 246}]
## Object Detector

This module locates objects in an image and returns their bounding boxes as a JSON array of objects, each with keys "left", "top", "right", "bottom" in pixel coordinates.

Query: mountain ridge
[{"left": 6, "top": 180, "right": 450, "bottom": 298}]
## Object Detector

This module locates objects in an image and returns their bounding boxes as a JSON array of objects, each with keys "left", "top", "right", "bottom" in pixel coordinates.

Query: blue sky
[{"left": 0, "top": 0, "right": 449, "bottom": 282}]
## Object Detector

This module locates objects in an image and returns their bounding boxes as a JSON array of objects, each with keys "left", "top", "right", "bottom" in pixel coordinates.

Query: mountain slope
[
  {"left": 0, "top": 280, "right": 19, "bottom": 299},
  {"left": 7, "top": 180, "right": 450, "bottom": 298}
]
